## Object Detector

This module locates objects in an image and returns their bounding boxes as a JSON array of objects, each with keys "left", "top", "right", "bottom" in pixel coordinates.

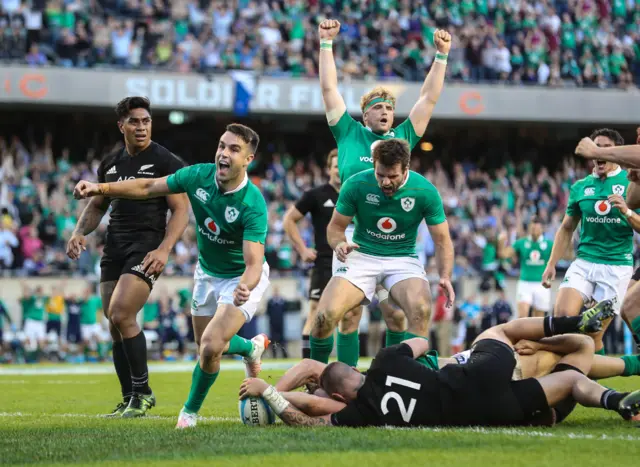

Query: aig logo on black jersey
[{"left": 118, "top": 176, "right": 136, "bottom": 182}]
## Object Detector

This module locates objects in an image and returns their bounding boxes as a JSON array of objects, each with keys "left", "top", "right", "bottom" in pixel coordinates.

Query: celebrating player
[
  {"left": 313, "top": 19, "right": 453, "bottom": 361},
  {"left": 309, "top": 139, "right": 454, "bottom": 365},
  {"left": 283, "top": 149, "right": 362, "bottom": 362},
  {"left": 67, "top": 97, "right": 189, "bottom": 417},
  {"left": 575, "top": 127, "right": 640, "bottom": 350},
  {"left": 545, "top": 128, "right": 640, "bottom": 354},
  {"left": 498, "top": 217, "right": 556, "bottom": 318},
  {"left": 241, "top": 301, "right": 640, "bottom": 427},
  {"left": 73, "top": 123, "right": 270, "bottom": 429}
]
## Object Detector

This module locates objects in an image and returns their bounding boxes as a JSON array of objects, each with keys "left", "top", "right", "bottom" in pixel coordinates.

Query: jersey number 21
[{"left": 380, "top": 376, "right": 421, "bottom": 423}]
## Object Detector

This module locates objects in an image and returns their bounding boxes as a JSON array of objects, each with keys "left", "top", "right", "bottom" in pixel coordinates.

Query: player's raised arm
[
  {"left": 318, "top": 19, "right": 347, "bottom": 126},
  {"left": 73, "top": 176, "right": 174, "bottom": 200},
  {"left": 407, "top": 30, "right": 451, "bottom": 137},
  {"left": 626, "top": 170, "right": 640, "bottom": 209},
  {"left": 497, "top": 231, "right": 516, "bottom": 260},
  {"left": 576, "top": 137, "right": 640, "bottom": 168},
  {"left": 400, "top": 338, "right": 431, "bottom": 358}
]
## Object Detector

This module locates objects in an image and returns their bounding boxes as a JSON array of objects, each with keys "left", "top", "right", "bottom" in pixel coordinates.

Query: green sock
[
  {"left": 310, "top": 335, "right": 334, "bottom": 363},
  {"left": 385, "top": 330, "right": 406, "bottom": 347},
  {"left": 184, "top": 363, "right": 219, "bottom": 414},
  {"left": 224, "top": 335, "right": 254, "bottom": 357},
  {"left": 405, "top": 332, "right": 431, "bottom": 366},
  {"left": 595, "top": 348, "right": 606, "bottom": 356},
  {"left": 632, "top": 316, "right": 640, "bottom": 344},
  {"left": 337, "top": 331, "right": 359, "bottom": 367},
  {"left": 621, "top": 355, "right": 640, "bottom": 376}
]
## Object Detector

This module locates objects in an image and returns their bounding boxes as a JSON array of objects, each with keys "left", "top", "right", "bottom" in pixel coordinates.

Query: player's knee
[
  {"left": 311, "top": 309, "right": 335, "bottom": 337},
  {"left": 382, "top": 304, "right": 405, "bottom": 332},
  {"left": 108, "top": 302, "right": 135, "bottom": 329},
  {"left": 407, "top": 301, "right": 431, "bottom": 327},
  {"left": 199, "top": 335, "right": 225, "bottom": 363}
]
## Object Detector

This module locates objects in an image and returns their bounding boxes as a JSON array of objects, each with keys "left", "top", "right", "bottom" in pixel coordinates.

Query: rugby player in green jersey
[
  {"left": 576, "top": 127, "right": 640, "bottom": 352},
  {"left": 315, "top": 19, "right": 452, "bottom": 361},
  {"left": 309, "top": 139, "right": 455, "bottom": 365},
  {"left": 545, "top": 128, "right": 640, "bottom": 354},
  {"left": 498, "top": 217, "right": 555, "bottom": 318},
  {"left": 74, "top": 124, "right": 271, "bottom": 428}
]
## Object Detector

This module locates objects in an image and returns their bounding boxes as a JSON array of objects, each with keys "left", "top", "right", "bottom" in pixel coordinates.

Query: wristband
[
  {"left": 624, "top": 209, "right": 634, "bottom": 218},
  {"left": 262, "top": 385, "right": 290, "bottom": 415},
  {"left": 98, "top": 183, "right": 110, "bottom": 195},
  {"left": 434, "top": 52, "right": 448, "bottom": 64},
  {"left": 320, "top": 39, "right": 333, "bottom": 50}
]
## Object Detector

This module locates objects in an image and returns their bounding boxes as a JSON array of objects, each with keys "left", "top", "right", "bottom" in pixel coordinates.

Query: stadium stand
[{"left": 0, "top": 0, "right": 638, "bottom": 88}]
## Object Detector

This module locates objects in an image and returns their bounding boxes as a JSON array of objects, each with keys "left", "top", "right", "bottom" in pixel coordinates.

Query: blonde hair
[
  {"left": 360, "top": 87, "right": 397, "bottom": 113},
  {"left": 326, "top": 148, "right": 338, "bottom": 168}
]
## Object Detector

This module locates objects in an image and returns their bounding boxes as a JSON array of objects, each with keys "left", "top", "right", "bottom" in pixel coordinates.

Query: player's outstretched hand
[
  {"left": 514, "top": 340, "right": 542, "bottom": 356},
  {"left": 334, "top": 241, "right": 359, "bottom": 262},
  {"left": 541, "top": 265, "right": 555, "bottom": 289},
  {"left": 239, "top": 377, "right": 269, "bottom": 400},
  {"left": 301, "top": 247, "right": 318, "bottom": 263},
  {"left": 439, "top": 278, "right": 455, "bottom": 308},
  {"left": 575, "top": 137, "right": 600, "bottom": 159},
  {"left": 434, "top": 29, "right": 452, "bottom": 54},
  {"left": 318, "top": 19, "right": 341, "bottom": 40},
  {"left": 608, "top": 194, "right": 629, "bottom": 213},
  {"left": 142, "top": 247, "right": 169, "bottom": 276},
  {"left": 233, "top": 283, "right": 251, "bottom": 307},
  {"left": 73, "top": 180, "right": 100, "bottom": 199},
  {"left": 66, "top": 234, "right": 86, "bottom": 260}
]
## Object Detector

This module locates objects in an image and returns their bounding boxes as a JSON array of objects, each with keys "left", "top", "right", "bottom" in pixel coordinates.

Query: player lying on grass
[{"left": 240, "top": 300, "right": 640, "bottom": 427}]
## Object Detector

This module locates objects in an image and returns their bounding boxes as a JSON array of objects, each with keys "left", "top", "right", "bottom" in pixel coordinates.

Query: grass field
[{"left": 1, "top": 359, "right": 640, "bottom": 466}]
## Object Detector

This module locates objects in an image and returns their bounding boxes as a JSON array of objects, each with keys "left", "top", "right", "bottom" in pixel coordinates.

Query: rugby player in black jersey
[
  {"left": 66, "top": 97, "right": 189, "bottom": 417},
  {"left": 283, "top": 149, "right": 362, "bottom": 360},
  {"left": 240, "top": 300, "right": 640, "bottom": 427}
]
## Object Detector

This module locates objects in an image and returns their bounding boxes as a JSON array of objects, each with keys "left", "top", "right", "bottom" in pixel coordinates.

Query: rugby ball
[{"left": 239, "top": 397, "right": 276, "bottom": 426}]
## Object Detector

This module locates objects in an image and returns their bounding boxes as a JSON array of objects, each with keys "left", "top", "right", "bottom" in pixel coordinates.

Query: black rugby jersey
[
  {"left": 294, "top": 183, "right": 339, "bottom": 265},
  {"left": 98, "top": 141, "right": 185, "bottom": 245}
]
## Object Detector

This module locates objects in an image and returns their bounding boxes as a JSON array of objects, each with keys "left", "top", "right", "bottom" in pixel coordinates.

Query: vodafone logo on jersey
[
  {"left": 205, "top": 217, "right": 220, "bottom": 235},
  {"left": 377, "top": 217, "right": 397, "bottom": 233},
  {"left": 595, "top": 200, "right": 611, "bottom": 216}
]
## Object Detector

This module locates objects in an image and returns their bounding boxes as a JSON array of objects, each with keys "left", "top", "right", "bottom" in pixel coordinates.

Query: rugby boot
[
  {"left": 577, "top": 299, "right": 615, "bottom": 334},
  {"left": 121, "top": 391, "right": 156, "bottom": 418}
]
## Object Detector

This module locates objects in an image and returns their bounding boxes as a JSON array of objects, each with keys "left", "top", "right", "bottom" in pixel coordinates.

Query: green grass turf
[{"left": 1, "top": 362, "right": 639, "bottom": 466}]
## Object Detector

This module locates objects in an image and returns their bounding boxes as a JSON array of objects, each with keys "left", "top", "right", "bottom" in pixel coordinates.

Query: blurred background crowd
[{"left": 1, "top": 0, "right": 639, "bottom": 88}]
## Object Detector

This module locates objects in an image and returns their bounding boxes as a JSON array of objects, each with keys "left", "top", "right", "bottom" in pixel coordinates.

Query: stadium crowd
[
  {"left": 0, "top": 0, "right": 638, "bottom": 88},
  {"left": 0, "top": 133, "right": 597, "bottom": 278}
]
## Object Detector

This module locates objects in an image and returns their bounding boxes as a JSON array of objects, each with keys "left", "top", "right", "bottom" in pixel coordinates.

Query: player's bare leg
[
  {"left": 310, "top": 277, "right": 365, "bottom": 363},
  {"left": 378, "top": 285, "right": 407, "bottom": 347},
  {"left": 388, "top": 278, "right": 432, "bottom": 340},
  {"left": 192, "top": 315, "right": 213, "bottom": 352},
  {"left": 621, "top": 279, "right": 640, "bottom": 350},
  {"left": 517, "top": 301, "right": 532, "bottom": 319},
  {"left": 301, "top": 300, "right": 319, "bottom": 358},
  {"left": 337, "top": 306, "right": 363, "bottom": 367},
  {"left": 530, "top": 307, "right": 547, "bottom": 318},
  {"left": 107, "top": 274, "right": 156, "bottom": 417},
  {"left": 177, "top": 304, "right": 268, "bottom": 428}
]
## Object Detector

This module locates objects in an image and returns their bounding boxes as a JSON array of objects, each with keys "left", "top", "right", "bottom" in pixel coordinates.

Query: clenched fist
[
  {"left": 318, "top": 19, "right": 341, "bottom": 40},
  {"left": 73, "top": 180, "right": 101, "bottom": 199},
  {"left": 434, "top": 29, "right": 452, "bottom": 54}
]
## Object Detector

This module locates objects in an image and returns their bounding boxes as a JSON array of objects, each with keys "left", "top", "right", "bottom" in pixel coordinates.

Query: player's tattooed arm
[
  {"left": 278, "top": 404, "right": 333, "bottom": 427},
  {"left": 275, "top": 359, "right": 326, "bottom": 392},
  {"left": 73, "top": 196, "right": 109, "bottom": 236}
]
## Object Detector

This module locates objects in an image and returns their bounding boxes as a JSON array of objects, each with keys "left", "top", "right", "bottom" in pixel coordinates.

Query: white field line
[
  {"left": 385, "top": 425, "right": 640, "bottom": 441},
  {"left": 0, "top": 412, "right": 238, "bottom": 423},
  {"left": 1, "top": 412, "right": 638, "bottom": 441}
]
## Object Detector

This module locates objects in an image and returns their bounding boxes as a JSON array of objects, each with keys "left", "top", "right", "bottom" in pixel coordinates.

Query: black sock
[
  {"left": 112, "top": 341, "right": 133, "bottom": 400},
  {"left": 122, "top": 332, "right": 151, "bottom": 395},
  {"left": 600, "top": 389, "right": 627, "bottom": 411},
  {"left": 302, "top": 335, "right": 310, "bottom": 359},
  {"left": 544, "top": 316, "right": 582, "bottom": 337}
]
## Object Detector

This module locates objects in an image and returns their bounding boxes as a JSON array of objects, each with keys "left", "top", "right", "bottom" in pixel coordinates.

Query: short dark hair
[
  {"left": 326, "top": 148, "right": 338, "bottom": 168},
  {"left": 226, "top": 123, "right": 260, "bottom": 154},
  {"left": 372, "top": 138, "right": 411, "bottom": 171},
  {"left": 319, "top": 361, "right": 353, "bottom": 396},
  {"left": 115, "top": 96, "right": 151, "bottom": 121},
  {"left": 590, "top": 128, "right": 624, "bottom": 146}
]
